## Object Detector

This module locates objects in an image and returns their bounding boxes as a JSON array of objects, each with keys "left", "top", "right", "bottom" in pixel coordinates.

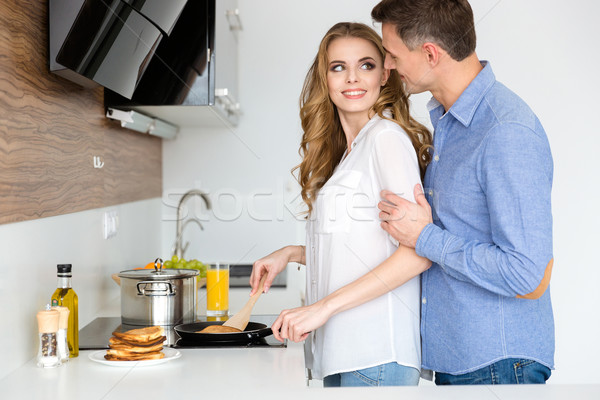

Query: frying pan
[{"left": 174, "top": 321, "right": 273, "bottom": 344}]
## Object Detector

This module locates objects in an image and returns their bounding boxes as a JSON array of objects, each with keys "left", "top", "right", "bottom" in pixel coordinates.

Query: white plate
[{"left": 88, "top": 347, "right": 181, "bottom": 367}]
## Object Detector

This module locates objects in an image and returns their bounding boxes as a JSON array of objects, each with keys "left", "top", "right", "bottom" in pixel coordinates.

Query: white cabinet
[{"left": 212, "top": 0, "right": 242, "bottom": 126}]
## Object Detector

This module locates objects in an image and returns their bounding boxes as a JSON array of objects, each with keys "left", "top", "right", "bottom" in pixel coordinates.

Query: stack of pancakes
[{"left": 104, "top": 326, "right": 167, "bottom": 361}]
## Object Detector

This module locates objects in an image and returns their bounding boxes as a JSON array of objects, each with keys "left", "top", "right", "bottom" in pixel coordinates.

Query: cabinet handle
[
  {"left": 215, "top": 88, "right": 241, "bottom": 116},
  {"left": 225, "top": 9, "right": 243, "bottom": 31}
]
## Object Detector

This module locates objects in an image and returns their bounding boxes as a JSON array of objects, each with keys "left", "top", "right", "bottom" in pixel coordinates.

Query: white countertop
[
  {"left": 2, "top": 343, "right": 306, "bottom": 399},
  {"left": 2, "top": 342, "right": 599, "bottom": 399}
]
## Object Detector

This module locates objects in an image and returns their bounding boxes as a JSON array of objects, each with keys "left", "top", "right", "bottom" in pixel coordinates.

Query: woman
[{"left": 250, "top": 22, "right": 432, "bottom": 387}]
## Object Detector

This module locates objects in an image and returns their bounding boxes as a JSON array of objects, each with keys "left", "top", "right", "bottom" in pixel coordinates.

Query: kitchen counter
[
  {"left": 2, "top": 308, "right": 598, "bottom": 400},
  {"left": 2, "top": 343, "right": 599, "bottom": 399},
  {"left": 2, "top": 343, "right": 306, "bottom": 399}
]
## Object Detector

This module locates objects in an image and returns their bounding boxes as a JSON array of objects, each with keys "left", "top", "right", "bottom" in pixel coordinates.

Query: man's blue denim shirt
[{"left": 416, "top": 62, "right": 555, "bottom": 374}]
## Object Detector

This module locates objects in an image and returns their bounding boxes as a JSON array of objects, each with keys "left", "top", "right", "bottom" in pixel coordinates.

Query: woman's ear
[{"left": 381, "top": 68, "right": 391, "bottom": 86}]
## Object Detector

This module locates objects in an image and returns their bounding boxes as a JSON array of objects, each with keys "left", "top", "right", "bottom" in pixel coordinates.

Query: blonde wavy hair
[{"left": 294, "top": 22, "right": 432, "bottom": 215}]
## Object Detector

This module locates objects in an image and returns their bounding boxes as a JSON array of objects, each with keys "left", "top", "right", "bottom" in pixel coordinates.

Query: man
[{"left": 372, "top": 0, "right": 554, "bottom": 385}]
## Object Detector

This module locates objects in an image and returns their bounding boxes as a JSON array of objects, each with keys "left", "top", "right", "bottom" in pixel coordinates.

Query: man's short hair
[{"left": 372, "top": 0, "right": 476, "bottom": 61}]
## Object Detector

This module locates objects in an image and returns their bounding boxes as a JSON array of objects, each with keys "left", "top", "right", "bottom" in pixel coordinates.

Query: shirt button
[
  {"left": 428, "top": 190, "right": 433, "bottom": 196},
  {"left": 434, "top": 155, "right": 440, "bottom": 162},
  {"left": 422, "top": 297, "right": 427, "bottom": 304}
]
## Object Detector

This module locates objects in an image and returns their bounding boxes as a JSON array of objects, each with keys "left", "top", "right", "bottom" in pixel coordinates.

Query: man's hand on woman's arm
[{"left": 378, "top": 184, "right": 433, "bottom": 248}]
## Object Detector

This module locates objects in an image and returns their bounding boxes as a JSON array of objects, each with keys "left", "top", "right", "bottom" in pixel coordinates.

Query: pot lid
[{"left": 118, "top": 268, "right": 199, "bottom": 280}]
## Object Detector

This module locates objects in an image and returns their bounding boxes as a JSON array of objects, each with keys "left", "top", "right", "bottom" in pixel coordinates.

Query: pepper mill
[{"left": 36, "top": 305, "right": 61, "bottom": 368}]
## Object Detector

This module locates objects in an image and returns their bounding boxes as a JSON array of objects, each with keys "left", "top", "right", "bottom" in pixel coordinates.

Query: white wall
[
  {"left": 162, "top": 0, "right": 600, "bottom": 384},
  {"left": 0, "top": 199, "right": 162, "bottom": 379}
]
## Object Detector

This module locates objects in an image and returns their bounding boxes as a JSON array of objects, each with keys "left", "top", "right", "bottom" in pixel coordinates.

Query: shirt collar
[
  {"left": 428, "top": 61, "right": 496, "bottom": 127},
  {"left": 352, "top": 110, "right": 389, "bottom": 147}
]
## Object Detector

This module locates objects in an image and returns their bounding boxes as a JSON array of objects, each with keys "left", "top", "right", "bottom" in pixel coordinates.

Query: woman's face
[{"left": 326, "top": 37, "right": 388, "bottom": 121}]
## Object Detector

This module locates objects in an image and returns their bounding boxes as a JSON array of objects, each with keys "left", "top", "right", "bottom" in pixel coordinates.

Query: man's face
[{"left": 381, "top": 23, "right": 431, "bottom": 94}]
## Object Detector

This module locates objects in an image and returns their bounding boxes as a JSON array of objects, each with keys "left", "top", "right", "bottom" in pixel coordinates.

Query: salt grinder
[{"left": 52, "top": 306, "right": 70, "bottom": 363}]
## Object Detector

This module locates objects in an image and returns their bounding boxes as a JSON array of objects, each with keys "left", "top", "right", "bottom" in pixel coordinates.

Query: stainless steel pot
[{"left": 118, "top": 263, "right": 198, "bottom": 326}]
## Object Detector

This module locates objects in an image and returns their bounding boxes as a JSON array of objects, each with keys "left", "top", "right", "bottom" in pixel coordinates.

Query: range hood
[{"left": 49, "top": 0, "right": 240, "bottom": 131}]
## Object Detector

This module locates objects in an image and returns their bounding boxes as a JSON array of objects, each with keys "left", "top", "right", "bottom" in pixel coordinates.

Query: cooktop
[{"left": 79, "top": 314, "right": 286, "bottom": 349}]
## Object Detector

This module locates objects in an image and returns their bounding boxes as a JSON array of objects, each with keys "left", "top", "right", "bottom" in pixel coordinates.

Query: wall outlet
[{"left": 103, "top": 210, "right": 119, "bottom": 239}]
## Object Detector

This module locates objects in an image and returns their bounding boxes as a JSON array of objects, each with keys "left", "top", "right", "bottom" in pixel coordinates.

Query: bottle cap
[
  {"left": 57, "top": 264, "right": 72, "bottom": 277},
  {"left": 37, "top": 308, "right": 60, "bottom": 334},
  {"left": 51, "top": 306, "right": 70, "bottom": 330}
]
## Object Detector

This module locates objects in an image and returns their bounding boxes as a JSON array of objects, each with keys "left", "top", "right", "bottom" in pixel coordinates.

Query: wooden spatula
[{"left": 199, "top": 274, "right": 268, "bottom": 333}]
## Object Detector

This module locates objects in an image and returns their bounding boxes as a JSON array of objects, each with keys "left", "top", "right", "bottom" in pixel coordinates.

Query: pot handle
[{"left": 136, "top": 281, "right": 176, "bottom": 296}]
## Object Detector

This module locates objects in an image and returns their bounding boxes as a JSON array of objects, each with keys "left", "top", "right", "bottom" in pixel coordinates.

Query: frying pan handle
[{"left": 246, "top": 331, "right": 261, "bottom": 340}]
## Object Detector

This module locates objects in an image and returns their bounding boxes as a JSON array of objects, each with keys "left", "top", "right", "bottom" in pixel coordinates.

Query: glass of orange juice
[{"left": 206, "top": 263, "right": 229, "bottom": 317}]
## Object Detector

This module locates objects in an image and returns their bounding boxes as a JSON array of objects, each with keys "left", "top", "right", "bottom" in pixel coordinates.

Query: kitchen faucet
[{"left": 173, "top": 190, "right": 211, "bottom": 259}]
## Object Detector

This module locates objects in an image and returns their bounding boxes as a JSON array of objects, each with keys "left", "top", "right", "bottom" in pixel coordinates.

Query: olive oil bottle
[{"left": 51, "top": 264, "right": 78, "bottom": 357}]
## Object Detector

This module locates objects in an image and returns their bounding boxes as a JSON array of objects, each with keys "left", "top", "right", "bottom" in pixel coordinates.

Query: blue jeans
[
  {"left": 323, "top": 362, "right": 420, "bottom": 387},
  {"left": 435, "top": 358, "right": 551, "bottom": 385}
]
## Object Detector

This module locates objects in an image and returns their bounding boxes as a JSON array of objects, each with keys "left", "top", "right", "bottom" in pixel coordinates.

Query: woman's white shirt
[{"left": 304, "top": 112, "right": 422, "bottom": 380}]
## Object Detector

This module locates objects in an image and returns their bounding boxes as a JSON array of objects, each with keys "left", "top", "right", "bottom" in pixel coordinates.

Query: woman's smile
[{"left": 342, "top": 89, "right": 367, "bottom": 99}]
